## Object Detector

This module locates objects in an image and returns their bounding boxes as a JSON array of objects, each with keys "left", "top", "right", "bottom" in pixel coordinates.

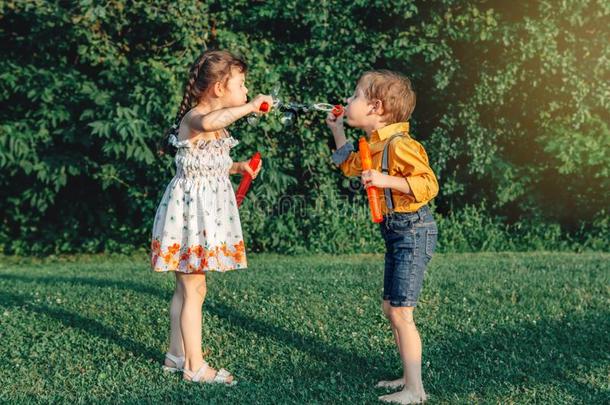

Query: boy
[{"left": 326, "top": 70, "right": 438, "bottom": 404}]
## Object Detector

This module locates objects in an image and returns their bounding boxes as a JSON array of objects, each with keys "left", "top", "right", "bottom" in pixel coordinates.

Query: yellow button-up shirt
[{"left": 333, "top": 122, "right": 439, "bottom": 214}]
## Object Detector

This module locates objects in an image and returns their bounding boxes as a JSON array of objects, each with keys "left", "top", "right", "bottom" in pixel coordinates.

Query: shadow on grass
[
  {"left": 0, "top": 273, "right": 379, "bottom": 373},
  {"left": 425, "top": 312, "right": 609, "bottom": 403},
  {"left": 0, "top": 288, "right": 160, "bottom": 361},
  {"left": 0, "top": 273, "right": 608, "bottom": 403}
]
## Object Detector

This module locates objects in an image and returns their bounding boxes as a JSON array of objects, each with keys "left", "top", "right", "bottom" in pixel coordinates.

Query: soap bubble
[
  {"left": 247, "top": 114, "right": 259, "bottom": 126},
  {"left": 280, "top": 110, "right": 296, "bottom": 127},
  {"left": 271, "top": 82, "right": 281, "bottom": 99},
  {"left": 311, "top": 103, "right": 334, "bottom": 112}
]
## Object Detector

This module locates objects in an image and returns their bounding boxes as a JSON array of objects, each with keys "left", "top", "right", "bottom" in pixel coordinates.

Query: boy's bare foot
[
  {"left": 376, "top": 377, "right": 404, "bottom": 389},
  {"left": 379, "top": 388, "right": 427, "bottom": 404}
]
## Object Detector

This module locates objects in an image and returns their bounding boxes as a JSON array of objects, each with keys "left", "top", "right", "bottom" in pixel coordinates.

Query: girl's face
[
  {"left": 344, "top": 85, "right": 374, "bottom": 128},
  {"left": 222, "top": 68, "right": 248, "bottom": 107}
]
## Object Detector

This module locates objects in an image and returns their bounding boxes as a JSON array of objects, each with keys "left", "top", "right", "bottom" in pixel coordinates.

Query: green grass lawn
[{"left": 0, "top": 252, "right": 608, "bottom": 404}]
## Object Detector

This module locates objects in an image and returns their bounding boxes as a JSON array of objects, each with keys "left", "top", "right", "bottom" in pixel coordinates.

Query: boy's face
[{"left": 344, "top": 84, "right": 376, "bottom": 129}]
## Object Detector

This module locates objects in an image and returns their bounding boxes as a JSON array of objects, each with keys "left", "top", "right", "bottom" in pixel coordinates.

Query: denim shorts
[{"left": 380, "top": 205, "right": 438, "bottom": 307}]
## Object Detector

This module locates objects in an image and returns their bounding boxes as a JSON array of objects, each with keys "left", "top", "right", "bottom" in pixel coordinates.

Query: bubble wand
[{"left": 247, "top": 83, "right": 345, "bottom": 127}]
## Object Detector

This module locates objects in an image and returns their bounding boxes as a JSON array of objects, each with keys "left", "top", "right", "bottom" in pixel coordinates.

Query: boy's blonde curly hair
[{"left": 357, "top": 70, "right": 416, "bottom": 123}]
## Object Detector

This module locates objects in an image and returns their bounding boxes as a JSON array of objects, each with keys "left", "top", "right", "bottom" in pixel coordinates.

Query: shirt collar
[{"left": 370, "top": 122, "right": 410, "bottom": 142}]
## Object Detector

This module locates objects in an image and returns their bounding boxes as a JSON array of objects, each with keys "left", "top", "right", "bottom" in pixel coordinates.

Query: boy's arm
[
  {"left": 331, "top": 143, "right": 362, "bottom": 177},
  {"left": 379, "top": 175, "right": 413, "bottom": 195},
  {"left": 394, "top": 141, "right": 439, "bottom": 202},
  {"left": 368, "top": 140, "right": 438, "bottom": 201},
  {"left": 328, "top": 115, "right": 362, "bottom": 176}
]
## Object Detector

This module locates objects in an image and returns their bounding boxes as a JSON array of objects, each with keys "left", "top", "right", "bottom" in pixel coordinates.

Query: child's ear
[
  {"left": 372, "top": 99, "right": 384, "bottom": 116},
  {"left": 213, "top": 81, "right": 225, "bottom": 98}
]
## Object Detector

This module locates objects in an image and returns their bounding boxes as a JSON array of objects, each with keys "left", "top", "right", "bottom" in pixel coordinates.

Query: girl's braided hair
[{"left": 158, "top": 50, "right": 247, "bottom": 156}]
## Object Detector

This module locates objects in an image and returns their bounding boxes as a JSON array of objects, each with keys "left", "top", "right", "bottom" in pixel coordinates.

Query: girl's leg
[
  {"left": 380, "top": 306, "right": 426, "bottom": 403},
  {"left": 176, "top": 272, "right": 207, "bottom": 372},
  {"left": 165, "top": 272, "right": 185, "bottom": 367},
  {"left": 176, "top": 272, "right": 233, "bottom": 383}
]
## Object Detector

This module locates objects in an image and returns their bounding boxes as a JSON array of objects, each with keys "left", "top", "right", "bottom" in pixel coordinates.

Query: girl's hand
[
  {"left": 239, "top": 159, "right": 263, "bottom": 179},
  {"left": 361, "top": 169, "right": 386, "bottom": 189},
  {"left": 326, "top": 111, "right": 344, "bottom": 135},
  {"left": 249, "top": 95, "right": 274, "bottom": 114}
]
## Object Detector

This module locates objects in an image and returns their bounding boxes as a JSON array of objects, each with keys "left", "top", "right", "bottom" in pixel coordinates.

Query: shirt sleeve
[
  {"left": 391, "top": 139, "right": 439, "bottom": 202},
  {"left": 332, "top": 143, "right": 362, "bottom": 177}
]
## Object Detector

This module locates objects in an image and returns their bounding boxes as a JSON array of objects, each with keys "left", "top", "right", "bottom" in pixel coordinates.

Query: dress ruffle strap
[{"left": 169, "top": 134, "right": 239, "bottom": 150}]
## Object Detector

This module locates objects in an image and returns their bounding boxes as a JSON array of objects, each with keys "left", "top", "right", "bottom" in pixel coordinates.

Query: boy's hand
[
  {"left": 362, "top": 169, "right": 387, "bottom": 189},
  {"left": 326, "top": 111, "right": 345, "bottom": 134},
  {"left": 239, "top": 159, "right": 263, "bottom": 179},
  {"left": 249, "top": 95, "right": 274, "bottom": 114}
]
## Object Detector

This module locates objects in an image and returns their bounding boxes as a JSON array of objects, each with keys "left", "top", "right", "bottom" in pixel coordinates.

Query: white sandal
[
  {"left": 183, "top": 361, "right": 237, "bottom": 386},
  {"left": 161, "top": 352, "right": 185, "bottom": 373}
]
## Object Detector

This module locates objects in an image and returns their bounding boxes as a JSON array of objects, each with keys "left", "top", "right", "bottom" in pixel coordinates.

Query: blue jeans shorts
[{"left": 380, "top": 205, "right": 438, "bottom": 307}]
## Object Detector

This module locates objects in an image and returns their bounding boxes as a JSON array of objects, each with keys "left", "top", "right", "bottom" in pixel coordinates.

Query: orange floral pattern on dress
[{"left": 151, "top": 238, "right": 247, "bottom": 273}]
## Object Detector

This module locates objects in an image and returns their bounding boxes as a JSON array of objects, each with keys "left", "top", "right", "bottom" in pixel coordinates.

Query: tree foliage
[{"left": 1, "top": 0, "right": 608, "bottom": 254}]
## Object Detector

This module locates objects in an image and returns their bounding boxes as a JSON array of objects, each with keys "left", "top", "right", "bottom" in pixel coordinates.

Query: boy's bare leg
[
  {"left": 376, "top": 300, "right": 405, "bottom": 389},
  {"left": 379, "top": 306, "right": 426, "bottom": 404}
]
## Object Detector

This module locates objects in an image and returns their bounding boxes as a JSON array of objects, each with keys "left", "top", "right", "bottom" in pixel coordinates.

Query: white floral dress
[{"left": 151, "top": 133, "right": 247, "bottom": 273}]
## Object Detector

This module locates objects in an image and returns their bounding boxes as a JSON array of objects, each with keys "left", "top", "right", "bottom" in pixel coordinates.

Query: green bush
[
  {"left": 435, "top": 204, "right": 609, "bottom": 253},
  {"left": 1, "top": 0, "right": 608, "bottom": 255}
]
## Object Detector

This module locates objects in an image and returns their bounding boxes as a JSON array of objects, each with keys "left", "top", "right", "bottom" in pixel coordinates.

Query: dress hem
[{"left": 152, "top": 264, "right": 247, "bottom": 274}]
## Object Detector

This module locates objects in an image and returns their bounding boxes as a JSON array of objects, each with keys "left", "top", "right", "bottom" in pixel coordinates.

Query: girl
[{"left": 151, "top": 50, "right": 272, "bottom": 385}]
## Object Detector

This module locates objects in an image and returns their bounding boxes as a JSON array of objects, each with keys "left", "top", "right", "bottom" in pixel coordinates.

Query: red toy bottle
[
  {"left": 358, "top": 137, "right": 383, "bottom": 223},
  {"left": 235, "top": 152, "right": 262, "bottom": 207}
]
